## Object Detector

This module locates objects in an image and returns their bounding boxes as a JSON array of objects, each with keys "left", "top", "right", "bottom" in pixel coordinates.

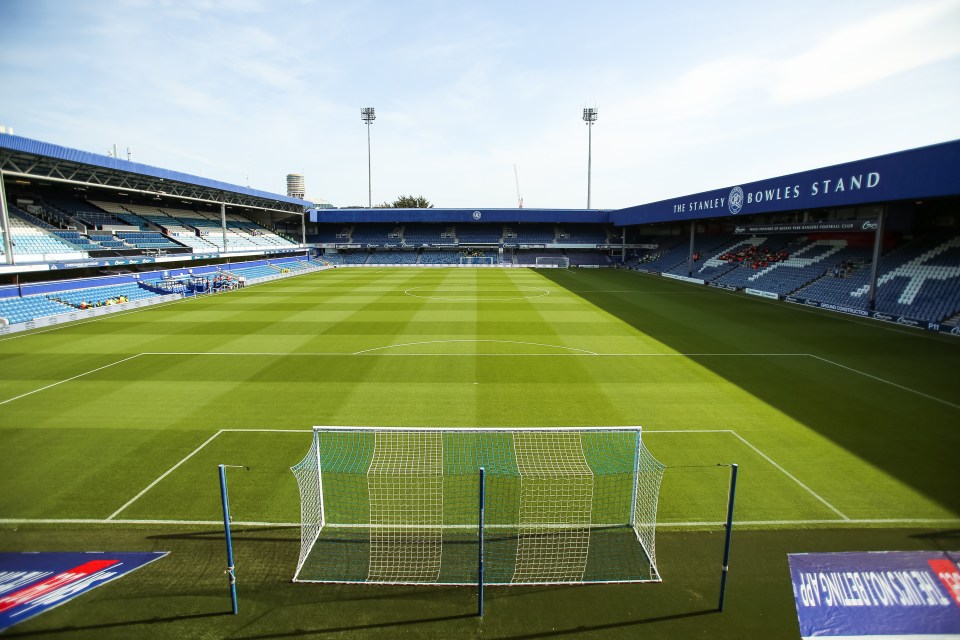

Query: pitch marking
[
  {"left": 404, "top": 285, "right": 550, "bottom": 301},
  {"left": 107, "top": 429, "right": 226, "bottom": 520},
  {"left": 0, "top": 354, "right": 144, "bottom": 406},
  {"left": 647, "top": 429, "right": 849, "bottom": 520},
  {"left": 353, "top": 340, "right": 599, "bottom": 355},
  {"left": 810, "top": 354, "right": 960, "bottom": 411},
  {"left": 3, "top": 517, "right": 957, "bottom": 527},
  {"left": 1, "top": 352, "right": 953, "bottom": 412}
]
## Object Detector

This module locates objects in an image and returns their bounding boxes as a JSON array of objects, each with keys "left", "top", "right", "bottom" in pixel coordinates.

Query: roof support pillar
[
  {"left": 221, "top": 202, "right": 228, "bottom": 253},
  {"left": 0, "top": 174, "right": 14, "bottom": 265},
  {"left": 867, "top": 206, "right": 886, "bottom": 311}
]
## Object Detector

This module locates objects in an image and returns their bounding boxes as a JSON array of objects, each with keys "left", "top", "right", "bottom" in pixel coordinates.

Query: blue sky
[{"left": 2, "top": 0, "right": 959, "bottom": 209}]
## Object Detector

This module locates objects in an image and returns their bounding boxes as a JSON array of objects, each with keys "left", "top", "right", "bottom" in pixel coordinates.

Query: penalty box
[{"left": 103, "top": 428, "right": 837, "bottom": 527}]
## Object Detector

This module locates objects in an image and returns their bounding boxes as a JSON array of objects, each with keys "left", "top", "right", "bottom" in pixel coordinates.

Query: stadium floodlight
[
  {"left": 583, "top": 107, "right": 598, "bottom": 209},
  {"left": 291, "top": 426, "right": 665, "bottom": 588},
  {"left": 361, "top": 107, "right": 376, "bottom": 208}
]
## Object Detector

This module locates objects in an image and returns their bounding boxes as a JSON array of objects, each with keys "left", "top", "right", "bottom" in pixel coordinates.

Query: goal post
[
  {"left": 459, "top": 256, "right": 496, "bottom": 266},
  {"left": 290, "top": 426, "right": 665, "bottom": 586},
  {"left": 534, "top": 256, "right": 570, "bottom": 269}
]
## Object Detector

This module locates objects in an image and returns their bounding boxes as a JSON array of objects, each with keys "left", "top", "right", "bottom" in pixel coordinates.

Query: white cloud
[{"left": 771, "top": 0, "right": 960, "bottom": 104}]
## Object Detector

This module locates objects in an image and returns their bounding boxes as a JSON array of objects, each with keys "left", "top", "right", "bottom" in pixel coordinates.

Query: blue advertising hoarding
[
  {"left": 0, "top": 551, "right": 168, "bottom": 631},
  {"left": 789, "top": 550, "right": 960, "bottom": 638}
]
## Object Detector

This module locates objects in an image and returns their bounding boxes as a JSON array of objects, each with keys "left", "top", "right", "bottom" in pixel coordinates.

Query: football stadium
[{"left": 0, "top": 130, "right": 959, "bottom": 638}]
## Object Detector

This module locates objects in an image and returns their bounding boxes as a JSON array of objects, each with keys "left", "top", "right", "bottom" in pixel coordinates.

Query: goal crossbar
[{"left": 291, "top": 426, "right": 665, "bottom": 586}]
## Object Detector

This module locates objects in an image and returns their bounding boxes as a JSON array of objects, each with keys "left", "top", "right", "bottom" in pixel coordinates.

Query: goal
[
  {"left": 534, "top": 256, "right": 570, "bottom": 269},
  {"left": 291, "top": 426, "right": 665, "bottom": 586},
  {"left": 459, "top": 256, "right": 496, "bottom": 266}
]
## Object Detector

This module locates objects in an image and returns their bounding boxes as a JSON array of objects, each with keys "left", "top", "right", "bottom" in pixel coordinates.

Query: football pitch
[{"left": 1, "top": 267, "right": 958, "bottom": 638}]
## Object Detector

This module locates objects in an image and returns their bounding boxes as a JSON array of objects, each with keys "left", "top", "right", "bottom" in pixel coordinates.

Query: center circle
[{"left": 404, "top": 286, "right": 551, "bottom": 301}]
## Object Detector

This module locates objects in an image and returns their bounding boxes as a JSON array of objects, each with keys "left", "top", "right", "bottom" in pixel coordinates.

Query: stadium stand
[
  {"left": 350, "top": 224, "right": 402, "bottom": 245},
  {"left": 454, "top": 224, "right": 502, "bottom": 244},
  {"left": 401, "top": 224, "right": 451, "bottom": 245},
  {"left": 309, "top": 225, "right": 353, "bottom": 244},
  {"left": 366, "top": 251, "right": 418, "bottom": 264},
  {"left": 557, "top": 225, "right": 609, "bottom": 244},
  {"left": 795, "top": 234, "right": 960, "bottom": 322},
  {"left": 50, "top": 282, "right": 159, "bottom": 308},
  {"left": 1, "top": 210, "right": 84, "bottom": 258},
  {"left": 508, "top": 224, "right": 556, "bottom": 244},
  {"left": 633, "top": 236, "right": 730, "bottom": 273},
  {"left": 0, "top": 295, "right": 74, "bottom": 324},
  {"left": 223, "top": 265, "right": 280, "bottom": 279},
  {"left": 568, "top": 252, "right": 612, "bottom": 266},
  {"left": 419, "top": 250, "right": 459, "bottom": 264},
  {"left": 710, "top": 239, "right": 856, "bottom": 294}
]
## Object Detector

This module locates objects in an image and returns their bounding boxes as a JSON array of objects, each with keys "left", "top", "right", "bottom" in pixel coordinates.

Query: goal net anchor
[{"left": 290, "top": 426, "right": 666, "bottom": 613}]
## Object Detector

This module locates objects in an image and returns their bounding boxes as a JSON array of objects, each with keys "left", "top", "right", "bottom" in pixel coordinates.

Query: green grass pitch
[{"left": 1, "top": 266, "right": 957, "bottom": 638}]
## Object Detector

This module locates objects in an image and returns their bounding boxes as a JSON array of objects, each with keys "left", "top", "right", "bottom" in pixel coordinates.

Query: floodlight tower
[
  {"left": 361, "top": 107, "right": 376, "bottom": 208},
  {"left": 583, "top": 107, "right": 598, "bottom": 209}
]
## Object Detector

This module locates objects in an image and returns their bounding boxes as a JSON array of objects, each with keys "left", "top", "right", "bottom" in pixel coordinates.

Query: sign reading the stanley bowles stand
[
  {"left": 610, "top": 140, "right": 960, "bottom": 226},
  {"left": 788, "top": 551, "right": 960, "bottom": 638}
]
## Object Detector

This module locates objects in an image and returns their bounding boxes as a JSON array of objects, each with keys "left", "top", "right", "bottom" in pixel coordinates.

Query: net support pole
[
  {"left": 218, "top": 464, "right": 238, "bottom": 615},
  {"left": 478, "top": 466, "right": 486, "bottom": 617},
  {"left": 718, "top": 463, "right": 738, "bottom": 612},
  {"left": 629, "top": 433, "right": 642, "bottom": 527}
]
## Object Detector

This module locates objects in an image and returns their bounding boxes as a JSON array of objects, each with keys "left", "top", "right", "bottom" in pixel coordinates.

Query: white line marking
[
  {"left": 657, "top": 518, "right": 960, "bottom": 527},
  {"left": 645, "top": 428, "right": 767, "bottom": 436},
  {"left": 727, "top": 430, "right": 849, "bottom": 520},
  {"left": 1, "top": 517, "right": 956, "bottom": 527},
  {"left": 809, "top": 354, "right": 960, "bottom": 411},
  {"left": 404, "top": 285, "right": 551, "bottom": 301},
  {"left": 629, "top": 269, "right": 958, "bottom": 341},
  {"left": 219, "top": 428, "right": 314, "bottom": 433},
  {"left": 126, "top": 351, "right": 956, "bottom": 408},
  {"left": 352, "top": 340, "right": 599, "bottom": 355},
  {"left": 106, "top": 429, "right": 225, "bottom": 520},
  {"left": 136, "top": 350, "right": 804, "bottom": 357},
  {"left": 0, "top": 354, "right": 144, "bottom": 406},
  {"left": 648, "top": 428, "right": 848, "bottom": 519}
]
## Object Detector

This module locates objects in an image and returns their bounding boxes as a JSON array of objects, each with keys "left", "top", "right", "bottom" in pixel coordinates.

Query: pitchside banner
[
  {"left": 0, "top": 551, "right": 168, "bottom": 631},
  {"left": 733, "top": 220, "right": 879, "bottom": 235},
  {"left": 789, "top": 551, "right": 960, "bottom": 638}
]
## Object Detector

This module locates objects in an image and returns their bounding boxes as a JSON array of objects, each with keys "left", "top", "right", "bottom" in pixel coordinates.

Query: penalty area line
[
  {"left": 105, "top": 428, "right": 309, "bottom": 520},
  {"left": 107, "top": 429, "right": 225, "bottom": 520},
  {"left": 0, "top": 353, "right": 144, "bottom": 406},
  {"left": 648, "top": 429, "right": 849, "bottom": 521}
]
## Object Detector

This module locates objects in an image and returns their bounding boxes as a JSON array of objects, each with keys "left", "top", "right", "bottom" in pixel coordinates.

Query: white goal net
[
  {"left": 459, "top": 256, "right": 496, "bottom": 266},
  {"left": 291, "top": 426, "right": 665, "bottom": 586},
  {"left": 534, "top": 256, "right": 570, "bottom": 269}
]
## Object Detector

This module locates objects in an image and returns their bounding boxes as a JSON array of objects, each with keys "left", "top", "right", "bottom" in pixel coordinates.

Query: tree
[{"left": 392, "top": 195, "right": 433, "bottom": 208}]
